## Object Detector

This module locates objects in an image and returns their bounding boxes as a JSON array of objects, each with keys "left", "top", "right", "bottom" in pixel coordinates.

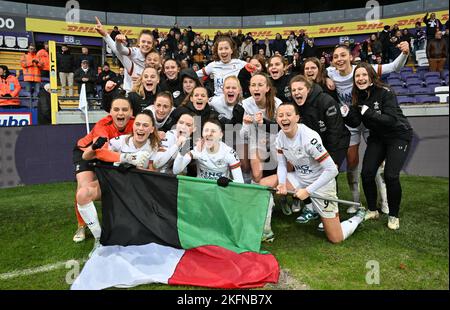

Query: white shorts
[
  {"left": 347, "top": 124, "right": 370, "bottom": 146},
  {"left": 287, "top": 172, "right": 338, "bottom": 219}
]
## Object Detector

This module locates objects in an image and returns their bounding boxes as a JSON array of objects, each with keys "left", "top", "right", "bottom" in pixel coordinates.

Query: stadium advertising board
[
  {"left": 0, "top": 15, "right": 26, "bottom": 33},
  {"left": 25, "top": 10, "right": 448, "bottom": 39},
  {"left": 0, "top": 110, "right": 36, "bottom": 126}
]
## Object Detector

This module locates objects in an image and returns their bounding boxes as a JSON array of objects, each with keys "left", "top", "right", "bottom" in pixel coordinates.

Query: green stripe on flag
[{"left": 176, "top": 176, "right": 271, "bottom": 254}]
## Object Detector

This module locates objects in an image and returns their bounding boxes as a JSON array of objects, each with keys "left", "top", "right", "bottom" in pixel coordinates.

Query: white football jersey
[
  {"left": 327, "top": 53, "right": 407, "bottom": 107},
  {"left": 192, "top": 141, "right": 241, "bottom": 180},
  {"left": 276, "top": 124, "right": 331, "bottom": 188},
  {"left": 209, "top": 96, "right": 239, "bottom": 120},
  {"left": 109, "top": 134, "right": 157, "bottom": 159},
  {"left": 196, "top": 59, "right": 247, "bottom": 97},
  {"left": 156, "top": 129, "right": 178, "bottom": 173},
  {"left": 242, "top": 96, "right": 283, "bottom": 119},
  {"left": 123, "top": 46, "right": 146, "bottom": 70},
  {"left": 326, "top": 65, "right": 354, "bottom": 107}
]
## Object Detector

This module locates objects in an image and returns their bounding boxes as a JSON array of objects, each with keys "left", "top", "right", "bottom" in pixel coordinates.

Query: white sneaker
[
  {"left": 291, "top": 200, "right": 301, "bottom": 213},
  {"left": 262, "top": 230, "right": 275, "bottom": 243},
  {"left": 346, "top": 205, "right": 358, "bottom": 214},
  {"left": 88, "top": 238, "right": 102, "bottom": 258},
  {"left": 387, "top": 216, "right": 400, "bottom": 230},
  {"left": 380, "top": 203, "right": 389, "bottom": 214},
  {"left": 73, "top": 226, "right": 86, "bottom": 243},
  {"left": 364, "top": 210, "right": 380, "bottom": 221},
  {"left": 317, "top": 222, "right": 324, "bottom": 232}
]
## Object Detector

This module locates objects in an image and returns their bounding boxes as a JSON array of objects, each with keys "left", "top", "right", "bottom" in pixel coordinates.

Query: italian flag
[{"left": 71, "top": 166, "right": 279, "bottom": 290}]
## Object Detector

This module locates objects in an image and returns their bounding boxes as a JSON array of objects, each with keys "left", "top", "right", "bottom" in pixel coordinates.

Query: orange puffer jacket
[{"left": 0, "top": 74, "right": 21, "bottom": 106}]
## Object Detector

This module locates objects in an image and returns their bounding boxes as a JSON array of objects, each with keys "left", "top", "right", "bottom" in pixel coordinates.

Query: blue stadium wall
[{"left": 0, "top": 115, "right": 448, "bottom": 189}]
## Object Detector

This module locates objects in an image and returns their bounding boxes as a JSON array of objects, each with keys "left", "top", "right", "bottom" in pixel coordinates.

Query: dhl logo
[
  {"left": 248, "top": 30, "right": 274, "bottom": 37},
  {"left": 357, "top": 23, "right": 384, "bottom": 31},
  {"left": 396, "top": 17, "right": 424, "bottom": 26},
  {"left": 66, "top": 25, "right": 135, "bottom": 36},
  {"left": 319, "top": 26, "right": 345, "bottom": 34}
]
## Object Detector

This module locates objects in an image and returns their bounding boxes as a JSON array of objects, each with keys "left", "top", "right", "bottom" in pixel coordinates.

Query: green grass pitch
[{"left": 0, "top": 174, "right": 448, "bottom": 290}]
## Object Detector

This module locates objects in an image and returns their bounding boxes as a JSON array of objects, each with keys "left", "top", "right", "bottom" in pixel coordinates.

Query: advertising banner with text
[{"left": 26, "top": 10, "right": 448, "bottom": 39}]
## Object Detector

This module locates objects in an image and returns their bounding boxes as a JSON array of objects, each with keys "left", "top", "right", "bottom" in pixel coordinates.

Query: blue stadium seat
[
  {"left": 388, "top": 72, "right": 401, "bottom": 79},
  {"left": 406, "top": 79, "right": 423, "bottom": 88},
  {"left": 400, "top": 67, "right": 413, "bottom": 73},
  {"left": 392, "top": 86, "right": 409, "bottom": 96},
  {"left": 424, "top": 72, "right": 441, "bottom": 80},
  {"left": 441, "top": 69, "right": 449, "bottom": 79},
  {"left": 425, "top": 77, "right": 443, "bottom": 86},
  {"left": 408, "top": 86, "right": 428, "bottom": 95},
  {"left": 415, "top": 96, "right": 440, "bottom": 104},
  {"left": 397, "top": 96, "right": 416, "bottom": 104},
  {"left": 387, "top": 78, "right": 404, "bottom": 87},
  {"left": 404, "top": 73, "right": 421, "bottom": 81},
  {"left": 426, "top": 82, "right": 442, "bottom": 91}
]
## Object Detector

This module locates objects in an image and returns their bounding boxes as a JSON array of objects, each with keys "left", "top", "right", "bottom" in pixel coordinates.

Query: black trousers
[{"left": 361, "top": 137, "right": 410, "bottom": 217}]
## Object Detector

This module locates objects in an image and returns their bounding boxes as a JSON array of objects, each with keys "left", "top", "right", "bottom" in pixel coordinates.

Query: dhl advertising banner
[{"left": 27, "top": 10, "right": 448, "bottom": 39}]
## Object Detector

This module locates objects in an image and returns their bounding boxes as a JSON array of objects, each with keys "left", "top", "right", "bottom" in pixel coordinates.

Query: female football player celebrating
[
  {"left": 240, "top": 73, "right": 282, "bottom": 183},
  {"left": 173, "top": 118, "right": 244, "bottom": 183},
  {"left": 260, "top": 103, "right": 365, "bottom": 244},
  {"left": 76, "top": 110, "right": 161, "bottom": 256},
  {"left": 349, "top": 63, "right": 412, "bottom": 230},
  {"left": 72, "top": 96, "right": 134, "bottom": 243},
  {"left": 195, "top": 36, "right": 248, "bottom": 100}
]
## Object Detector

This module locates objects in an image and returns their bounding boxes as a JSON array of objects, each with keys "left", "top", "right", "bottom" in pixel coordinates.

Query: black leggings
[{"left": 361, "top": 137, "right": 410, "bottom": 217}]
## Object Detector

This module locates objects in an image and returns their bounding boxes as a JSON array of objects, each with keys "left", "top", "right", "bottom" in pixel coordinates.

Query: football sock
[
  {"left": 340, "top": 215, "right": 363, "bottom": 240},
  {"left": 264, "top": 194, "right": 274, "bottom": 233},
  {"left": 347, "top": 167, "right": 360, "bottom": 203},
  {"left": 375, "top": 166, "right": 388, "bottom": 207},
  {"left": 77, "top": 202, "right": 101, "bottom": 239}
]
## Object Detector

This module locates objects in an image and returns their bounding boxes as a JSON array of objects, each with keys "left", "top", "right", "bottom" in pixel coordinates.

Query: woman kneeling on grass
[
  {"left": 76, "top": 110, "right": 161, "bottom": 257},
  {"left": 259, "top": 103, "right": 365, "bottom": 243}
]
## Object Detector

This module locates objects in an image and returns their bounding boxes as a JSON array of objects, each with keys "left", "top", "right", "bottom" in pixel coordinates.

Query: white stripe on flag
[
  {"left": 78, "top": 83, "right": 88, "bottom": 111},
  {"left": 71, "top": 243, "right": 185, "bottom": 290},
  {"left": 78, "top": 83, "right": 90, "bottom": 134}
]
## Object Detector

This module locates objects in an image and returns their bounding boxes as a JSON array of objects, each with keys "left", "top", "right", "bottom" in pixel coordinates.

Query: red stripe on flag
[{"left": 168, "top": 245, "right": 279, "bottom": 289}]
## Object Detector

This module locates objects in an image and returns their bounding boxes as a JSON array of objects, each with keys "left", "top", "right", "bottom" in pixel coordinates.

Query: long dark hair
[
  {"left": 351, "top": 62, "right": 390, "bottom": 106},
  {"left": 302, "top": 57, "right": 327, "bottom": 86},
  {"left": 212, "top": 36, "right": 238, "bottom": 61},
  {"left": 251, "top": 73, "right": 277, "bottom": 120},
  {"left": 133, "top": 109, "right": 160, "bottom": 150}
]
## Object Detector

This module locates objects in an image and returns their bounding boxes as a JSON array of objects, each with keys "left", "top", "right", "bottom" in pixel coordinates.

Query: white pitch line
[{"left": 0, "top": 258, "right": 87, "bottom": 280}]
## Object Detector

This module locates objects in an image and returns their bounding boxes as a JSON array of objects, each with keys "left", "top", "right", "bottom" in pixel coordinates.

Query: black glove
[
  {"left": 92, "top": 137, "right": 108, "bottom": 150},
  {"left": 217, "top": 176, "right": 232, "bottom": 187},
  {"left": 3, "top": 94, "right": 12, "bottom": 98}
]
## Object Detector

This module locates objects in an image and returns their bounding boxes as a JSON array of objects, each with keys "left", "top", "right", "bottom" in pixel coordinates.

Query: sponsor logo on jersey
[
  {"left": 315, "top": 143, "right": 324, "bottom": 152},
  {"left": 215, "top": 159, "right": 225, "bottom": 166},
  {"left": 199, "top": 169, "right": 224, "bottom": 180},
  {"left": 294, "top": 164, "right": 313, "bottom": 174}
]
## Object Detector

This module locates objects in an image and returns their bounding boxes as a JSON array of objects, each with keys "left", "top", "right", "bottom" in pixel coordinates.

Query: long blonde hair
[{"left": 132, "top": 67, "right": 159, "bottom": 99}]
